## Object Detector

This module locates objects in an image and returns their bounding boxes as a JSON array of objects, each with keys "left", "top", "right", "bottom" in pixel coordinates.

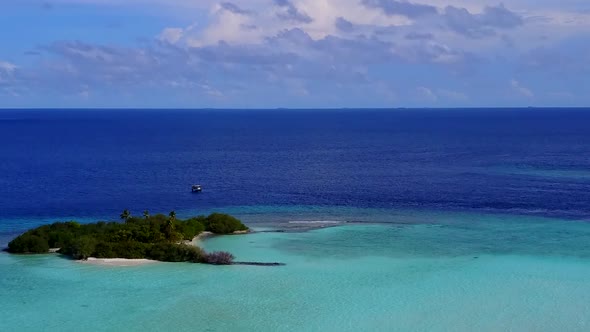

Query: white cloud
[
  {"left": 437, "top": 88, "right": 468, "bottom": 101},
  {"left": 417, "top": 86, "right": 438, "bottom": 102},
  {"left": 0, "top": 61, "right": 17, "bottom": 85},
  {"left": 190, "top": 5, "right": 265, "bottom": 46},
  {"left": 0, "top": 61, "right": 17, "bottom": 73},
  {"left": 511, "top": 79, "right": 534, "bottom": 98},
  {"left": 2, "top": 1, "right": 590, "bottom": 107},
  {"left": 157, "top": 28, "right": 185, "bottom": 44},
  {"left": 153, "top": 0, "right": 585, "bottom": 60},
  {"left": 199, "top": 83, "right": 224, "bottom": 98}
]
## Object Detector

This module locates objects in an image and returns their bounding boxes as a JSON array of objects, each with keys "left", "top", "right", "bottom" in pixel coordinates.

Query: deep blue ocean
[{"left": 1, "top": 108, "right": 589, "bottom": 236}]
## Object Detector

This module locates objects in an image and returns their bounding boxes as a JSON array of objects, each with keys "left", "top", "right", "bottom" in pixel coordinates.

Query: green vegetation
[
  {"left": 7, "top": 212, "right": 249, "bottom": 265},
  {"left": 203, "top": 213, "right": 248, "bottom": 234}
]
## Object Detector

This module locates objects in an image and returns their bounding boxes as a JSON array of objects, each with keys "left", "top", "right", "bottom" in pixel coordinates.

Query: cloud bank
[{"left": 1, "top": 0, "right": 589, "bottom": 107}]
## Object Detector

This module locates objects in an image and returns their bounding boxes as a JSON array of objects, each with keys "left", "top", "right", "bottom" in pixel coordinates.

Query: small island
[{"left": 7, "top": 211, "right": 251, "bottom": 265}]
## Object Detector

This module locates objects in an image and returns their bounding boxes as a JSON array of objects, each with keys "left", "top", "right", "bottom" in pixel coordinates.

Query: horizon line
[{"left": 1, "top": 106, "right": 589, "bottom": 111}]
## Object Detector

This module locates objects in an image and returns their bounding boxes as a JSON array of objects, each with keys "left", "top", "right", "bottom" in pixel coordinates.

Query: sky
[{"left": 0, "top": 0, "right": 589, "bottom": 108}]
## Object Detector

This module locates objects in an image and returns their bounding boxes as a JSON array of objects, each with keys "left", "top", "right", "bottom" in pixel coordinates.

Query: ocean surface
[{"left": 1, "top": 108, "right": 590, "bottom": 331}]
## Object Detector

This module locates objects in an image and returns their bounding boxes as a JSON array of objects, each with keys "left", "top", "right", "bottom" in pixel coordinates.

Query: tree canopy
[{"left": 7, "top": 212, "right": 249, "bottom": 265}]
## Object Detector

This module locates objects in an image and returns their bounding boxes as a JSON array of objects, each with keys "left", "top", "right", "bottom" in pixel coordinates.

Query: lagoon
[{"left": 2, "top": 210, "right": 590, "bottom": 331}]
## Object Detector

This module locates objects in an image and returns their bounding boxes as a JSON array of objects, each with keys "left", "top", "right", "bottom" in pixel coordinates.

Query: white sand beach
[
  {"left": 185, "top": 231, "right": 214, "bottom": 246},
  {"left": 79, "top": 257, "right": 158, "bottom": 267}
]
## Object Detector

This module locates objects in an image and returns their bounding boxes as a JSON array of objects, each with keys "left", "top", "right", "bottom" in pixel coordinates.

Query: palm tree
[
  {"left": 164, "top": 219, "right": 175, "bottom": 240},
  {"left": 143, "top": 210, "right": 150, "bottom": 219},
  {"left": 120, "top": 209, "right": 131, "bottom": 222},
  {"left": 164, "top": 211, "right": 178, "bottom": 241}
]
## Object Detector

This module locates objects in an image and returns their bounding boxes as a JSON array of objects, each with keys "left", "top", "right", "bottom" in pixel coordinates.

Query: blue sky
[{"left": 1, "top": 0, "right": 589, "bottom": 108}]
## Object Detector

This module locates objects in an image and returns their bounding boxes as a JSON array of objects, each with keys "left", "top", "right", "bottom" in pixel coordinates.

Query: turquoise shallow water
[{"left": 1, "top": 210, "right": 590, "bottom": 331}]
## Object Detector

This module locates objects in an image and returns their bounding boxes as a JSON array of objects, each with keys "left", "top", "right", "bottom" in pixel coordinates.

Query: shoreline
[
  {"left": 186, "top": 230, "right": 251, "bottom": 246},
  {"left": 79, "top": 233, "right": 214, "bottom": 267},
  {"left": 185, "top": 231, "right": 215, "bottom": 246},
  {"left": 79, "top": 230, "right": 250, "bottom": 267}
]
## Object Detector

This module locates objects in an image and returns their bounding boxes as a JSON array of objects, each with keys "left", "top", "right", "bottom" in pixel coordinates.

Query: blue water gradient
[
  {"left": 1, "top": 109, "right": 590, "bottom": 331},
  {"left": 1, "top": 109, "right": 589, "bottom": 226}
]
